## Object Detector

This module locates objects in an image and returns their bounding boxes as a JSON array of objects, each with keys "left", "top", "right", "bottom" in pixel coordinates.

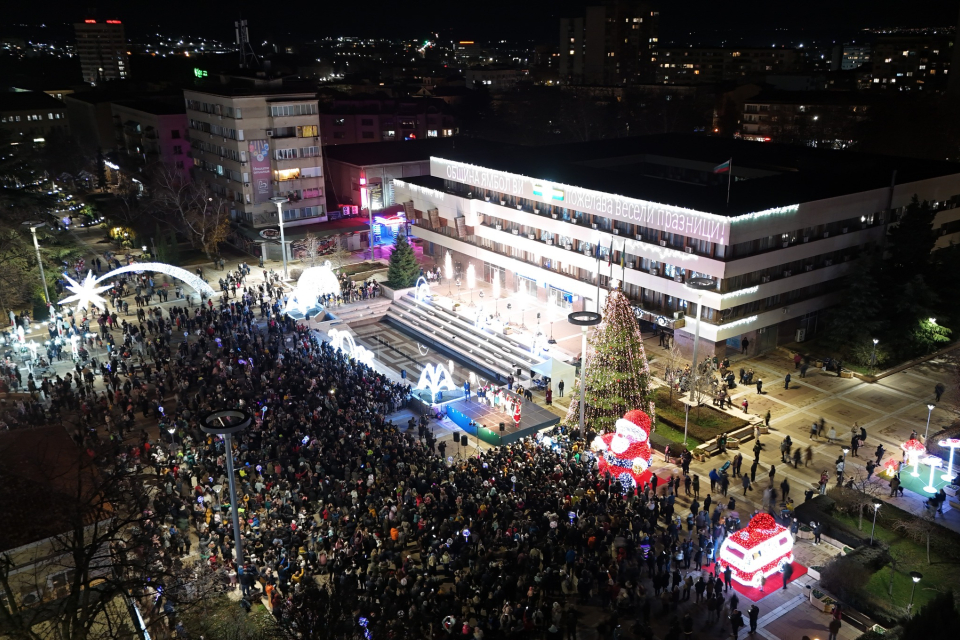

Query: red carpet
[{"left": 728, "top": 562, "right": 808, "bottom": 601}]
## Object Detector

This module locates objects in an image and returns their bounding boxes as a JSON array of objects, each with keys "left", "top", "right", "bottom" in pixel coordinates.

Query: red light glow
[
  {"left": 106, "top": 20, "right": 122, "bottom": 24},
  {"left": 84, "top": 19, "right": 96, "bottom": 23}
]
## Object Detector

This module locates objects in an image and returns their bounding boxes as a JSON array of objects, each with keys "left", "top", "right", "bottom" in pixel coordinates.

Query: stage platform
[{"left": 442, "top": 391, "right": 561, "bottom": 446}]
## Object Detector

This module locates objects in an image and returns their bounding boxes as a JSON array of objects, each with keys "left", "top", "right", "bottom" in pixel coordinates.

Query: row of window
[
  {"left": 191, "top": 140, "right": 245, "bottom": 163},
  {"left": 270, "top": 103, "right": 318, "bottom": 117},
  {"left": 189, "top": 119, "right": 243, "bottom": 140},
  {"left": 1, "top": 112, "right": 64, "bottom": 123},
  {"left": 274, "top": 146, "right": 320, "bottom": 160},
  {"left": 186, "top": 100, "right": 241, "bottom": 119}
]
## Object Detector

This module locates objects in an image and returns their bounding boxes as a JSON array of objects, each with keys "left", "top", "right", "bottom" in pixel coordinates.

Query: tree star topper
[{"left": 59, "top": 270, "right": 112, "bottom": 312}]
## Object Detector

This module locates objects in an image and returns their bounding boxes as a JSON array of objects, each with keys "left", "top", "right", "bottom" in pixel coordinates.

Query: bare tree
[
  {"left": 0, "top": 433, "right": 216, "bottom": 640},
  {"left": 149, "top": 163, "right": 231, "bottom": 261},
  {"left": 829, "top": 470, "right": 885, "bottom": 531},
  {"left": 892, "top": 507, "right": 937, "bottom": 565},
  {"left": 293, "top": 233, "right": 324, "bottom": 269},
  {"left": 663, "top": 340, "right": 684, "bottom": 403},
  {"left": 328, "top": 237, "right": 350, "bottom": 272}
]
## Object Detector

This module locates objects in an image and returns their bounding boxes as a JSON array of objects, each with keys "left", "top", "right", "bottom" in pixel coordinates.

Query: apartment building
[
  {"left": 184, "top": 87, "right": 327, "bottom": 229},
  {"left": 111, "top": 99, "right": 192, "bottom": 181},
  {"left": 73, "top": 19, "right": 129, "bottom": 86},
  {"left": 870, "top": 34, "right": 953, "bottom": 91},
  {"left": 559, "top": 0, "right": 660, "bottom": 85},
  {"left": 740, "top": 91, "right": 875, "bottom": 146},
  {"left": 393, "top": 134, "right": 960, "bottom": 358},
  {"left": 0, "top": 91, "right": 68, "bottom": 144},
  {"left": 464, "top": 65, "right": 526, "bottom": 91},
  {"left": 319, "top": 97, "right": 456, "bottom": 145},
  {"left": 657, "top": 48, "right": 802, "bottom": 85}
]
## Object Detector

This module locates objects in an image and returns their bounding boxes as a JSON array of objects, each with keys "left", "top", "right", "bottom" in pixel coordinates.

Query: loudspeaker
[
  {"left": 499, "top": 422, "right": 505, "bottom": 432},
  {"left": 516, "top": 367, "right": 522, "bottom": 378},
  {"left": 460, "top": 435, "right": 468, "bottom": 447}
]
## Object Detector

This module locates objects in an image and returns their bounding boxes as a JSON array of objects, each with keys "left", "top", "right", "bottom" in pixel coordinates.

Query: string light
[{"left": 565, "top": 288, "right": 654, "bottom": 435}]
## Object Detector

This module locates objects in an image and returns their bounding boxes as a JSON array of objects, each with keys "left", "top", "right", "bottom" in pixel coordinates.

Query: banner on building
[{"left": 248, "top": 140, "right": 272, "bottom": 203}]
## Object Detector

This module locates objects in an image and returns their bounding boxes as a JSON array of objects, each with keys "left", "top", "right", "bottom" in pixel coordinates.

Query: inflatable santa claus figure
[{"left": 591, "top": 409, "right": 654, "bottom": 488}]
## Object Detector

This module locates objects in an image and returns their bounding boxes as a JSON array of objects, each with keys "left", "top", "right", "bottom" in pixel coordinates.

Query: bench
[{"left": 693, "top": 424, "right": 757, "bottom": 462}]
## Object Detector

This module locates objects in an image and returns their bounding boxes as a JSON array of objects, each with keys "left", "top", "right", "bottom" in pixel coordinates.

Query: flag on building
[{"left": 713, "top": 158, "right": 732, "bottom": 174}]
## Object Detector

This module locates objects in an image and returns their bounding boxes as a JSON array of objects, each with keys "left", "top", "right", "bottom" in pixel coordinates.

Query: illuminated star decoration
[{"left": 59, "top": 270, "right": 112, "bottom": 312}]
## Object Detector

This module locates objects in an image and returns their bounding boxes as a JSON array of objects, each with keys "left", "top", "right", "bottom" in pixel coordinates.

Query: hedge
[{"left": 653, "top": 388, "right": 749, "bottom": 443}]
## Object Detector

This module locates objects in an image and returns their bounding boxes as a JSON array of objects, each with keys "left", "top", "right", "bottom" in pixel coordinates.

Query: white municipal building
[{"left": 394, "top": 134, "right": 960, "bottom": 357}]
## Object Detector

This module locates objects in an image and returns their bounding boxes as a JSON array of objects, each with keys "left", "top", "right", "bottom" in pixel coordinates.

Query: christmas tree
[
  {"left": 387, "top": 233, "right": 420, "bottom": 288},
  {"left": 564, "top": 288, "right": 654, "bottom": 435}
]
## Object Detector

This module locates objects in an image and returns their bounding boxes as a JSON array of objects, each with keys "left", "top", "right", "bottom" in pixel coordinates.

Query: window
[
  {"left": 175, "top": 160, "right": 184, "bottom": 169},
  {"left": 173, "top": 145, "right": 182, "bottom": 154},
  {"left": 270, "top": 103, "right": 318, "bottom": 117},
  {"left": 301, "top": 166, "right": 322, "bottom": 178},
  {"left": 275, "top": 148, "right": 298, "bottom": 160},
  {"left": 442, "top": 129, "right": 453, "bottom": 136},
  {"left": 277, "top": 168, "right": 301, "bottom": 181},
  {"left": 383, "top": 130, "right": 395, "bottom": 139},
  {"left": 427, "top": 130, "right": 438, "bottom": 137},
  {"left": 297, "top": 125, "right": 318, "bottom": 137},
  {"left": 171, "top": 129, "right": 180, "bottom": 139},
  {"left": 361, "top": 118, "right": 373, "bottom": 126},
  {"left": 333, "top": 132, "right": 345, "bottom": 139},
  {"left": 302, "top": 187, "right": 322, "bottom": 198},
  {"left": 48, "top": 113, "right": 53, "bottom": 120},
  {"left": 361, "top": 131, "right": 374, "bottom": 139}
]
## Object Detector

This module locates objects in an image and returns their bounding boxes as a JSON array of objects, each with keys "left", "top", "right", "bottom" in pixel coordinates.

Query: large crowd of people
[{"left": 14, "top": 266, "right": 766, "bottom": 640}]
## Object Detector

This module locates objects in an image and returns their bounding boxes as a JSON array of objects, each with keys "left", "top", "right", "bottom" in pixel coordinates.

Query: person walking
[
  {"left": 768, "top": 464, "right": 776, "bottom": 484},
  {"left": 756, "top": 378, "right": 763, "bottom": 394},
  {"left": 850, "top": 434, "right": 860, "bottom": 457},
  {"left": 784, "top": 373, "right": 791, "bottom": 389},
  {"left": 748, "top": 605, "right": 760, "bottom": 634},
  {"left": 813, "top": 521, "right": 822, "bottom": 545},
  {"left": 828, "top": 617, "right": 842, "bottom": 640},
  {"left": 741, "top": 473, "right": 752, "bottom": 495},
  {"left": 875, "top": 444, "right": 885, "bottom": 465},
  {"left": 781, "top": 562, "right": 793, "bottom": 590},
  {"left": 730, "top": 609, "right": 745, "bottom": 639},
  {"left": 794, "top": 353, "right": 801, "bottom": 369},
  {"left": 935, "top": 382, "right": 945, "bottom": 401}
]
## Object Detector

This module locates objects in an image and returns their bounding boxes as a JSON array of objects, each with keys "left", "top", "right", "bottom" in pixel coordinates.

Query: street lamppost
[
  {"left": 683, "top": 277, "right": 716, "bottom": 445},
  {"left": 869, "top": 499, "right": 882, "bottom": 545},
  {"left": 908, "top": 571, "right": 923, "bottom": 614},
  {"left": 22, "top": 221, "right": 50, "bottom": 307},
  {"left": 871, "top": 338, "right": 879, "bottom": 369},
  {"left": 924, "top": 404, "right": 935, "bottom": 441},
  {"left": 202, "top": 410, "right": 252, "bottom": 567},
  {"left": 269, "top": 196, "right": 289, "bottom": 280},
  {"left": 568, "top": 311, "right": 602, "bottom": 441}
]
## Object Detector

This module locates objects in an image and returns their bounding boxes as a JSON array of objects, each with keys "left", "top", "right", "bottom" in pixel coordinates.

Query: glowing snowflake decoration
[{"left": 59, "top": 270, "right": 112, "bottom": 312}]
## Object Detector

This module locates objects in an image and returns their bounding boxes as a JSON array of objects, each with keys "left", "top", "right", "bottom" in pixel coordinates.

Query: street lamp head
[
  {"left": 872, "top": 499, "right": 882, "bottom": 510},
  {"left": 927, "top": 404, "right": 935, "bottom": 412},
  {"left": 910, "top": 571, "right": 922, "bottom": 583},
  {"left": 22, "top": 220, "right": 46, "bottom": 231},
  {"left": 842, "top": 448, "right": 849, "bottom": 455},
  {"left": 269, "top": 196, "right": 288, "bottom": 204},
  {"left": 872, "top": 338, "right": 879, "bottom": 345}
]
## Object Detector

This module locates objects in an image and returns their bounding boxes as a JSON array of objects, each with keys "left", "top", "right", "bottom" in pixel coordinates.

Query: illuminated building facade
[
  {"left": 184, "top": 87, "right": 327, "bottom": 229},
  {"left": 394, "top": 134, "right": 960, "bottom": 357}
]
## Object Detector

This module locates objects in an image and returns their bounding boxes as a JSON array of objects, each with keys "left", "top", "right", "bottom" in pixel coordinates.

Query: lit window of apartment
[{"left": 427, "top": 130, "right": 438, "bottom": 137}]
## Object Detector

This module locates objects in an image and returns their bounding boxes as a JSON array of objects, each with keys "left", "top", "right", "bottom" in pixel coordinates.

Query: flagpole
[{"left": 726, "top": 158, "right": 733, "bottom": 206}]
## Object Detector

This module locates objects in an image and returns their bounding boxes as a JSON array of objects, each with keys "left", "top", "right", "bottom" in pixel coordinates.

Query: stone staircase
[
  {"left": 383, "top": 292, "right": 545, "bottom": 382},
  {"left": 326, "top": 298, "right": 393, "bottom": 328}
]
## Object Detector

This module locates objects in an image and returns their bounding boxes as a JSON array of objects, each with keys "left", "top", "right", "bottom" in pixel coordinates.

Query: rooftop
[
  {"left": 324, "top": 138, "right": 500, "bottom": 167},
  {"left": 0, "top": 91, "right": 66, "bottom": 112},
  {"left": 433, "top": 133, "right": 960, "bottom": 216},
  {"left": 0, "top": 426, "right": 107, "bottom": 552},
  {"left": 111, "top": 98, "right": 186, "bottom": 116}
]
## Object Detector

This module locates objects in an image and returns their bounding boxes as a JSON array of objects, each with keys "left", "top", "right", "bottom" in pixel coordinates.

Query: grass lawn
[
  {"left": 340, "top": 261, "right": 385, "bottom": 277},
  {"left": 654, "top": 419, "right": 703, "bottom": 447},
  {"left": 654, "top": 387, "right": 748, "bottom": 437},
  {"left": 831, "top": 512, "right": 949, "bottom": 612}
]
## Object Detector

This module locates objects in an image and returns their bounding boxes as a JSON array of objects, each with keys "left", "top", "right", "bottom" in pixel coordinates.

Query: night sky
[{"left": 5, "top": 0, "right": 958, "bottom": 42}]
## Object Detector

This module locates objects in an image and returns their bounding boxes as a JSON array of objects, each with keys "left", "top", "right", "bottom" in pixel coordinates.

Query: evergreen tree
[
  {"left": 823, "top": 251, "right": 886, "bottom": 348},
  {"left": 564, "top": 288, "right": 654, "bottom": 436},
  {"left": 887, "top": 196, "right": 937, "bottom": 280},
  {"left": 387, "top": 233, "right": 419, "bottom": 288}
]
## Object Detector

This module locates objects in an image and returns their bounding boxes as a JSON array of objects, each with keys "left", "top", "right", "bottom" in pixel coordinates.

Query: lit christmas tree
[{"left": 564, "top": 287, "right": 654, "bottom": 435}]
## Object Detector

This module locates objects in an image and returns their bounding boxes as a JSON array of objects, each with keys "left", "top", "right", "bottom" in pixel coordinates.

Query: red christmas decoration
[
  {"left": 717, "top": 513, "right": 795, "bottom": 587},
  {"left": 591, "top": 409, "right": 653, "bottom": 488}
]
